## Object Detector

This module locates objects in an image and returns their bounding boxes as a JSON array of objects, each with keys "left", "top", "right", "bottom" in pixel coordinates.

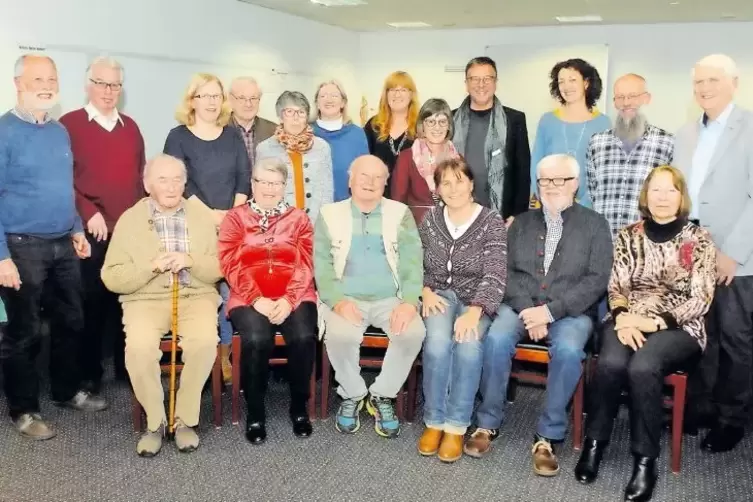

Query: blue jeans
[
  {"left": 422, "top": 290, "right": 491, "bottom": 432},
  {"left": 476, "top": 303, "right": 592, "bottom": 440},
  {"left": 218, "top": 281, "right": 233, "bottom": 345}
]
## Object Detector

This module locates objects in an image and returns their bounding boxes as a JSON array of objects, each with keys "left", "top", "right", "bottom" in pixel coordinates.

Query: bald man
[{"left": 586, "top": 73, "right": 674, "bottom": 237}]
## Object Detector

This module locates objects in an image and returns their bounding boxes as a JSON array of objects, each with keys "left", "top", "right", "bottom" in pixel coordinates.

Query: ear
[{"left": 13, "top": 76, "right": 22, "bottom": 92}]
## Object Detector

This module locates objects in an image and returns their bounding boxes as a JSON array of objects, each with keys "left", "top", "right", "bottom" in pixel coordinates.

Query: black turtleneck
[{"left": 644, "top": 217, "right": 687, "bottom": 243}]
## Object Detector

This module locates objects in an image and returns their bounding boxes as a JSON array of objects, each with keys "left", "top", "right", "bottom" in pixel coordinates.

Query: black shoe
[
  {"left": 245, "top": 422, "right": 266, "bottom": 445},
  {"left": 681, "top": 412, "right": 715, "bottom": 437},
  {"left": 81, "top": 380, "right": 101, "bottom": 395},
  {"left": 291, "top": 415, "right": 313, "bottom": 438},
  {"left": 574, "top": 438, "right": 607, "bottom": 484},
  {"left": 701, "top": 424, "right": 745, "bottom": 453},
  {"left": 624, "top": 455, "right": 657, "bottom": 501}
]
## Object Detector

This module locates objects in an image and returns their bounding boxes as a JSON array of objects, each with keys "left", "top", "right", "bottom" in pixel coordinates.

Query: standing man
[
  {"left": 586, "top": 74, "right": 674, "bottom": 237},
  {"left": 59, "top": 56, "right": 146, "bottom": 392},
  {"left": 228, "top": 76, "right": 277, "bottom": 174},
  {"left": 0, "top": 54, "right": 108, "bottom": 440},
  {"left": 452, "top": 56, "right": 531, "bottom": 225},
  {"left": 675, "top": 54, "right": 753, "bottom": 453}
]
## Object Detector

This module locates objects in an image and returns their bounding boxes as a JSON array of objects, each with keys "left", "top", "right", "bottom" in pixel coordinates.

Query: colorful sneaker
[
  {"left": 366, "top": 394, "right": 400, "bottom": 438},
  {"left": 335, "top": 397, "right": 364, "bottom": 434}
]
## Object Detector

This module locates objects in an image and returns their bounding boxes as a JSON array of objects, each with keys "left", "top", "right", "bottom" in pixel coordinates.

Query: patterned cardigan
[{"left": 608, "top": 219, "right": 717, "bottom": 349}]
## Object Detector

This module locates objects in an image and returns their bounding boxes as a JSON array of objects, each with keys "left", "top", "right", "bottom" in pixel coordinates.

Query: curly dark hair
[{"left": 548, "top": 58, "right": 603, "bottom": 110}]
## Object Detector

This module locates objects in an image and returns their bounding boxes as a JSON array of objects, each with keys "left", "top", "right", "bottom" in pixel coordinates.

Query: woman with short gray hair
[{"left": 256, "top": 91, "right": 333, "bottom": 222}]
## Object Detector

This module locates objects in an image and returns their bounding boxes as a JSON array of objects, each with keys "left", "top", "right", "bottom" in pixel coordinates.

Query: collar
[
  {"left": 85, "top": 102, "right": 124, "bottom": 126},
  {"left": 12, "top": 106, "right": 52, "bottom": 124},
  {"left": 644, "top": 217, "right": 687, "bottom": 244},
  {"left": 350, "top": 199, "right": 382, "bottom": 217},
  {"left": 701, "top": 102, "right": 734, "bottom": 127},
  {"left": 541, "top": 202, "right": 574, "bottom": 224},
  {"left": 149, "top": 198, "right": 185, "bottom": 216},
  {"left": 554, "top": 107, "right": 601, "bottom": 120},
  {"left": 316, "top": 117, "right": 344, "bottom": 131},
  {"left": 232, "top": 114, "right": 255, "bottom": 132}
]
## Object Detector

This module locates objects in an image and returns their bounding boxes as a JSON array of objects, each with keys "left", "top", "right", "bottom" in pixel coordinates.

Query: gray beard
[{"left": 614, "top": 113, "right": 648, "bottom": 143}]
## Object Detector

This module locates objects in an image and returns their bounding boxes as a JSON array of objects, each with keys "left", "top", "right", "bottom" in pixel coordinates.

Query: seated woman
[
  {"left": 218, "top": 158, "right": 317, "bottom": 445},
  {"left": 391, "top": 98, "right": 459, "bottom": 224},
  {"left": 576, "top": 165, "right": 716, "bottom": 501},
  {"left": 417, "top": 157, "right": 508, "bottom": 463}
]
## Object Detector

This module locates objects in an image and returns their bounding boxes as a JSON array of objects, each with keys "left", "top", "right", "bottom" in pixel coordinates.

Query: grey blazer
[
  {"left": 255, "top": 135, "right": 334, "bottom": 224},
  {"left": 675, "top": 105, "right": 753, "bottom": 276}
]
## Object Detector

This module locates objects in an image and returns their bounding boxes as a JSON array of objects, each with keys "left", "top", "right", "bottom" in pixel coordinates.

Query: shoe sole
[
  {"left": 365, "top": 399, "right": 400, "bottom": 438},
  {"left": 177, "top": 445, "right": 198, "bottom": 453},
  {"left": 137, "top": 448, "right": 161, "bottom": 458},
  {"left": 438, "top": 454, "right": 462, "bottom": 463},
  {"left": 463, "top": 447, "right": 489, "bottom": 459},
  {"left": 19, "top": 430, "right": 56, "bottom": 441},
  {"left": 533, "top": 465, "right": 560, "bottom": 477},
  {"left": 418, "top": 447, "right": 438, "bottom": 456},
  {"left": 335, "top": 400, "right": 364, "bottom": 434},
  {"left": 52, "top": 402, "right": 109, "bottom": 412}
]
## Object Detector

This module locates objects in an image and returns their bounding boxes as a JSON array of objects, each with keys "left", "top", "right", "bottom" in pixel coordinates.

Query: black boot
[
  {"left": 245, "top": 421, "right": 266, "bottom": 445},
  {"left": 624, "top": 455, "right": 657, "bottom": 501},
  {"left": 574, "top": 438, "right": 607, "bottom": 484}
]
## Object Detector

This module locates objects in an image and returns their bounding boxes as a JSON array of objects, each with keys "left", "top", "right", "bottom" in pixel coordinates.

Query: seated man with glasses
[{"left": 466, "top": 154, "right": 613, "bottom": 476}]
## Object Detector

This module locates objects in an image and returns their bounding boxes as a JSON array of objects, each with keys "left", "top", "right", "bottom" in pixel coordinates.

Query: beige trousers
[{"left": 123, "top": 295, "right": 219, "bottom": 432}]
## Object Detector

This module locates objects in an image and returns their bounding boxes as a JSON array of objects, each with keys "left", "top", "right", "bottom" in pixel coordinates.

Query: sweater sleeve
[
  {"left": 396, "top": 209, "right": 423, "bottom": 306},
  {"left": 101, "top": 216, "right": 158, "bottom": 294},
  {"left": 320, "top": 142, "right": 334, "bottom": 206},
  {"left": 586, "top": 138, "right": 598, "bottom": 204},
  {"left": 218, "top": 209, "right": 262, "bottom": 306},
  {"left": 233, "top": 129, "right": 251, "bottom": 196},
  {"left": 313, "top": 215, "right": 344, "bottom": 308},
  {"left": 470, "top": 213, "right": 508, "bottom": 316},
  {"left": 510, "top": 111, "right": 532, "bottom": 217},
  {"left": 530, "top": 115, "right": 548, "bottom": 199},
  {"left": 0, "top": 133, "right": 9, "bottom": 260},
  {"left": 608, "top": 228, "right": 633, "bottom": 317},
  {"left": 163, "top": 129, "right": 192, "bottom": 198},
  {"left": 188, "top": 217, "right": 222, "bottom": 285},
  {"left": 502, "top": 218, "right": 535, "bottom": 313},
  {"left": 364, "top": 118, "right": 376, "bottom": 153},
  {"left": 390, "top": 152, "right": 412, "bottom": 205},
  {"left": 356, "top": 127, "right": 370, "bottom": 156},
  {"left": 283, "top": 214, "right": 315, "bottom": 309}
]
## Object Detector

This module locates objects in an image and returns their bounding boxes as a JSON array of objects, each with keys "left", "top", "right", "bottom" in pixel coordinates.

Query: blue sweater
[
  {"left": 530, "top": 110, "right": 611, "bottom": 208},
  {"left": 312, "top": 122, "right": 369, "bottom": 202},
  {"left": 0, "top": 112, "right": 82, "bottom": 260}
]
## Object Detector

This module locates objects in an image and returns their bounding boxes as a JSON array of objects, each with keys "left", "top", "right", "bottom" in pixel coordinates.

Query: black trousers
[
  {"left": 78, "top": 235, "right": 125, "bottom": 385},
  {"left": 688, "top": 276, "right": 753, "bottom": 428},
  {"left": 0, "top": 235, "right": 84, "bottom": 419},
  {"left": 229, "top": 301, "right": 317, "bottom": 422},
  {"left": 586, "top": 321, "right": 701, "bottom": 457}
]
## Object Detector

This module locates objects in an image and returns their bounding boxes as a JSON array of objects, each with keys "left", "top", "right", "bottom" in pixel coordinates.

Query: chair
[
  {"left": 320, "top": 326, "right": 407, "bottom": 420},
  {"left": 131, "top": 334, "right": 223, "bottom": 431},
  {"left": 229, "top": 332, "right": 317, "bottom": 425}
]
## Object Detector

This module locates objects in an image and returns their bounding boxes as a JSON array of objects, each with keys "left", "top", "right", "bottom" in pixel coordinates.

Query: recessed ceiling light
[
  {"left": 310, "top": 0, "right": 366, "bottom": 6},
  {"left": 386, "top": 21, "right": 432, "bottom": 28},
  {"left": 720, "top": 13, "right": 737, "bottom": 19},
  {"left": 555, "top": 15, "right": 603, "bottom": 23},
  {"left": 669, "top": 1, "right": 680, "bottom": 5}
]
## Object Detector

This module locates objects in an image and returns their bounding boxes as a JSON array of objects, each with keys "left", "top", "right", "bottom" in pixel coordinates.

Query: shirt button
[
  {"left": 539, "top": 269, "right": 545, "bottom": 274},
  {"left": 539, "top": 235, "right": 544, "bottom": 240},
  {"left": 541, "top": 284, "right": 547, "bottom": 290},
  {"left": 305, "top": 177, "right": 310, "bottom": 182},
  {"left": 303, "top": 162, "right": 309, "bottom": 168},
  {"left": 306, "top": 193, "right": 312, "bottom": 198},
  {"left": 305, "top": 208, "right": 310, "bottom": 214},
  {"left": 538, "top": 251, "right": 544, "bottom": 257}
]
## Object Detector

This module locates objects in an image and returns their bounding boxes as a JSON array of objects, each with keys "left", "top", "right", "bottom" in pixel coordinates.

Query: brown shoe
[
  {"left": 418, "top": 427, "right": 443, "bottom": 456},
  {"left": 532, "top": 438, "right": 560, "bottom": 476},
  {"left": 219, "top": 343, "right": 232, "bottom": 384},
  {"left": 463, "top": 428, "right": 498, "bottom": 458},
  {"left": 438, "top": 432, "right": 464, "bottom": 463}
]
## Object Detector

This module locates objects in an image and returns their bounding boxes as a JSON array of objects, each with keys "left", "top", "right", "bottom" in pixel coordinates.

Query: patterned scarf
[
  {"left": 275, "top": 124, "right": 314, "bottom": 153},
  {"left": 248, "top": 198, "right": 290, "bottom": 232},
  {"left": 411, "top": 138, "right": 460, "bottom": 192}
]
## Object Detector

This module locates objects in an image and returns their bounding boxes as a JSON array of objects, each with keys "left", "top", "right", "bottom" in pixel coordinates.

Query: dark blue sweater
[
  {"left": 312, "top": 122, "right": 369, "bottom": 202},
  {"left": 0, "top": 111, "right": 83, "bottom": 260}
]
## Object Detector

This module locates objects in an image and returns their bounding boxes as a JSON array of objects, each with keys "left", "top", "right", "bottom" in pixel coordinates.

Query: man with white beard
[
  {"left": 0, "top": 54, "right": 108, "bottom": 441},
  {"left": 586, "top": 74, "right": 674, "bottom": 237}
]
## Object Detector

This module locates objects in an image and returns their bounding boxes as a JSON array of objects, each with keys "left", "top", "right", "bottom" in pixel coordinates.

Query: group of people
[{"left": 0, "top": 48, "right": 751, "bottom": 502}]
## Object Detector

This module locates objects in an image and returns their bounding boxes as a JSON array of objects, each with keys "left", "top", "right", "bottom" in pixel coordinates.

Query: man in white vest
[{"left": 314, "top": 154, "right": 425, "bottom": 439}]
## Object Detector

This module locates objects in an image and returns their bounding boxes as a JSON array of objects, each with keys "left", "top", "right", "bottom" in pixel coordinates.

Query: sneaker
[
  {"left": 13, "top": 413, "right": 56, "bottom": 441},
  {"left": 53, "top": 390, "right": 109, "bottom": 412},
  {"left": 174, "top": 420, "right": 200, "bottom": 453},
  {"left": 137, "top": 426, "right": 164, "bottom": 457},
  {"left": 366, "top": 394, "right": 400, "bottom": 438},
  {"left": 335, "top": 397, "right": 364, "bottom": 434}
]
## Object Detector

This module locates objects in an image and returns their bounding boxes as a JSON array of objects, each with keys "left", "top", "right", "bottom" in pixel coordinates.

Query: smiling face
[
  {"left": 317, "top": 83, "right": 344, "bottom": 121},
  {"left": 252, "top": 167, "right": 286, "bottom": 210},
  {"left": 437, "top": 167, "right": 474, "bottom": 209},
  {"left": 192, "top": 79, "right": 223, "bottom": 125},
  {"left": 422, "top": 113, "right": 450, "bottom": 145},
  {"left": 349, "top": 156, "right": 388, "bottom": 204},
  {"left": 537, "top": 158, "right": 578, "bottom": 213},
  {"left": 465, "top": 63, "right": 497, "bottom": 109},
  {"left": 613, "top": 75, "right": 650, "bottom": 121},
  {"left": 15, "top": 56, "right": 59, "bottom": 112},
  {"left": 557, "top": 67, "right": 588, "bottom": 105},
  {"left": 646, "top": 170, "right": 682, "bottom": 222},
  {"left": 87, "top": 63, "right": 122, "bottom": 115},
  {"left": 693, "top": 64, "right": 737, "bottom": 116}
]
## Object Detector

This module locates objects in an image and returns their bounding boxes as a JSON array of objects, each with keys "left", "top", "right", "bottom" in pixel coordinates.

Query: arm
[
  {"left": 547, "top": 216, "right": 613, "bottom": 320},
  {"left": 719, "top": 152, "right": 753, "bottom": 265},
  {"left": 163, "top": 129, "right": 194, "bottom": 199},
  {"left": 469, "top": 214, "right": 508, "bottom": 316},
  {"left": 188, "top": 216, "right": 222, "bottom": 284},
  {"left": 396, "top": 209, "right": 423, "bottom": 306},
  {"left": 320, "top": 142, "right": 334, "bottom": 205},
  {"left": 608, "top": 229, "right": 633, "bottom": 317},
  {"left": 513, "top": 113, "right": 532, "bottom": 215},
  {"left": 390, "top": 153, "right": 411, "bottom": 204},
  {"left": 135, "top": 122, "right": 147, "bottom": 197},
  {"left": 313, "top": 215, "right": 344, "bottom": 308},
  {"left": 502, "top": 218, "right": 536, "bottom": 313},
  {"left": 100, "top": 217, "right": 158, "bottom": 294},
  {"left": 356, "top": 127, "right": 370, "bottom": 156},
  {"left": 585, "top": 139, "right": 597, "bottom": 203},
  {"left": 0, "top": 137, "right": 8, "bottom": 259},
  {"left": 283, "top": 215, "right": 314, "bottom": 309},
  {"left": 233, "top": 129, "right": 251, "bottom": 202},
  {"left": 529, "top": 117, "right": 547, "bottom": 199},
  {"left": 218, "top": 210, "right": 263, "bottom": 305},
  {"left": 364, "top": 118, "right": 376, "bottom": 153}
]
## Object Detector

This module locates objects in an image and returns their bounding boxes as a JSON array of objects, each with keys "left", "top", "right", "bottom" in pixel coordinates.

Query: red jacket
[
  {"left": 390, "top": 149, "right": 434, "bottom": 225},
  {"left": 218, "top": 205, "right": 316, "bottom": 314}
]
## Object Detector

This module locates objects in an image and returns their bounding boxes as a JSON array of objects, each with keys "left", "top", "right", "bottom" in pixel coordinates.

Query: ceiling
[{"left": 238, "top": 0, "right": 753, "bottom": 31}]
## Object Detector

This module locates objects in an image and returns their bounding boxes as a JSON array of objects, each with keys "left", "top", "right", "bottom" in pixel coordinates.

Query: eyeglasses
[
  {"left": 537, "top": 177, "right": 575, "bottom": 187},
  {"left": 466, "top": 76, "right": 496, "bottom": 86},
  {"left": 89, "top": 79, "right": 123, "bottom": 91},
  {"left": 319, "top": 93, "right": 342, "bottom": 100},
  {"left": 231, "top": 94, "right": 260, "bottom": 104},
  {"left": 253, "top": 178, "right": 285, "bottom": 188},
  {"left": 613, "top": 92, "right": 646, "bottom": 103},
  {"left": 193, "top": 93, "right": 222, "bottom": 101},
  {"left": 282, "top": 108, "right": 307, "bottom": 118},
  {"left": 387, "top": 87, "right": 410, "bottom": 95},
  {"left": 424, "top": 118, "right": 449, "bottom": 128}
]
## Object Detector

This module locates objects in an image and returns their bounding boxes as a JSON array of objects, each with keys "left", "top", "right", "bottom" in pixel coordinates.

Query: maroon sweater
[{"left": 59, "top": 108, "right": 145, "bottom": 230}]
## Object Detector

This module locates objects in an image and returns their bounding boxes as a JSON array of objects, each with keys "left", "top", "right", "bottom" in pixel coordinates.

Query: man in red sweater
[{"left": 59, "top": 56, "right": 145, "bottom": 393}]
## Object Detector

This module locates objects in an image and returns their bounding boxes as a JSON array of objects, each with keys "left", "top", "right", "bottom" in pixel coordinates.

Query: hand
[
  {"left": 213, "top": 209, "right": 228, "bottom": 226},
  {"left": 268, "top": 298, "right": 292, "bottom": 325},
  {"left": 72, "top": 232, "right": 91, "bottom": 259},
  {"left": 152, "top": 252, "right": 193, "bottom": 274},
  {"left": 616, "top": 326, "right": 646, "bottom": 351},
  {"left": 253, "top": 297, "right": 276, "bottom": 317},
  {"left": 87, "top": 212, "right": 108, "bottom": 242},
  {"left": 519, "top": 306, "right": 550, "bottom": 330},
  {"left": 421, "top": 288, "right": 448, "bottom": 317},
  {"left": 334, "top": 299, "right": 363, "bottom": 325},
  {"left": 716, "top": 251, "right": 737, "bottom": 286},
  {"left": 0, "top": 258, "right": 21, "bottom": 290},
  {"left": 615, "top": 313, "right": 657, "bottom": 333},
  {"left": 528, "top": 324, "right": 548, "bottom": 342},
  {"left": 505, "top": 216, "right": 515, "bottom": 229},
  {"left": 454, "top": 307, "right": 483, "bottom": 343},
  {"left": 390, "top": 302, "right": 417, "bottom": 335}
]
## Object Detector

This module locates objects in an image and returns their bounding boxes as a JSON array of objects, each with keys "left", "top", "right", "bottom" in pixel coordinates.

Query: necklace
[
  {"left": 388, "top": 134, "right": 407, "bottom": 156},
  {"left": 562, "top": 122, "right": 587, "bottom": 157}
]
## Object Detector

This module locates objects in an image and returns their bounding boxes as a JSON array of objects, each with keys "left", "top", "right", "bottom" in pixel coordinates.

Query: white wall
[
  {"left": 357, "top": 22, "right": 753, "bottom": 136},
  {"left": 0, "top": 0, "right": 359, "bottom": 156}
]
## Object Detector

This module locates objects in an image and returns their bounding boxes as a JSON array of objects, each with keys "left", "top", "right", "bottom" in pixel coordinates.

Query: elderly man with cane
[{"left": 102, "top": 153, "right": 222, "bottom": 456}]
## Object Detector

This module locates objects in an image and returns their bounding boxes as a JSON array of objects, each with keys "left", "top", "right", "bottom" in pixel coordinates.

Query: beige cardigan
[{"left": 101, "top": 197, "right": 222, "bottom": 303}]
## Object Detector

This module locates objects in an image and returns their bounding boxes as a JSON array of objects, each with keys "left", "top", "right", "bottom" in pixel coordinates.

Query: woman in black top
[{"left": 363, "top": 71, "right": 419, "bottom": 197}]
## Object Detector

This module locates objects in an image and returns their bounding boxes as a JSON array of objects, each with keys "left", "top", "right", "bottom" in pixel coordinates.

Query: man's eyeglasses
[
  {"left": 89, "top": 79, "right": 123, "bottom": 91},
  {"left": 253, "top": 178, "right": 285, "bottom": 188},
  {"left": 231, "top": 94, "right": 260, "bottom": 104},
  {"left": 537, "top": 177, "right": 575, "bottom": 187},
  {"left": 613, "top": 92, "right": 646, "bottom": 103},
  {"left": 466, "top": 76, "right": 496, "bottom": 86}
]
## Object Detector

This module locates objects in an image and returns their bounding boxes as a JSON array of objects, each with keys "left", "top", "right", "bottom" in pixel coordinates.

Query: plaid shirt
[
  {"left": 542, "top": 205, "right": 568, "bottom": 322},
  {"left": 233, "top": 116, "right": 255, "bottom": 174},
  {"left": 586, "top": 125, "right": 674, "bottom": 237},
  {"left": 150, "top": 200, "right": 190, "bottom": 286}
]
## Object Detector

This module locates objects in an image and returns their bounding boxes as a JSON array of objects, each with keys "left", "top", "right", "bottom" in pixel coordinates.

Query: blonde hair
[
  {"left": 313, "top": 79, "right": 351, "bottom": 124},
  {"left": 638, "top": 165, "right": 692, "bottom": 219},
  {"left": 372, "top": 71, "right": 419, "bottom": 142},
  {"left": 175, "top": 73, "right": 231, "bottom": 127}
]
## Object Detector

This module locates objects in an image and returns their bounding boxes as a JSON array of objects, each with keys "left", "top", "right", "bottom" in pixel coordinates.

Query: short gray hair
[
  {"left": 536, "top": 154, "right": 579, "bottom": 178},
  {"left": 692, "top": 54, "right": 739, "bottom": 79},
  {"left": 416, "top": 98, "right": 454, "bottom": 140},
  {"left": 230, "top": 76, "right": 262, "bottom": 95},
  {"left": 253, "top": 157, "right": 288, "bottom": 182},
  {"left": 143, "top": 154, "right": 187, "bottom": 181},
  {"left": 86, "top": 55, "right": 124, "bottom": 82},
  {"left": 14, "top": 54, "right": 56, "bottom": 77},
  {"left": 275, "top": 91, "right": 310, "bottom": 119}
]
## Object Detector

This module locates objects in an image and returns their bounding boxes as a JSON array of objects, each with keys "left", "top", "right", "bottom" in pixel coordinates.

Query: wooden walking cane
[{"left": 167, "top": 272, "right": 179, "bottom": 439}]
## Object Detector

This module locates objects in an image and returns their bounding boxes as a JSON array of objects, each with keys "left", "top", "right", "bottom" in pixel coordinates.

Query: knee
[
  {"left": 393, "top": 317, "right": 425, "bottom": 348},
  {"left": 627, "top": 356, "right": 659, "bottom": 382},
  {"left": 456, "top": 339, "right": 483, "bottom": 363},
  {"left": 324, "top": 325, "right": 361, "bottom": 348},
  {"left": 597, "top": 353, "right": 628, "bottom": 376},
  {"left": 551, "top": 339, "right": 586, "bottom": 364},
  {"left": 286, "top": 326, "right": 316, "bottom": 348},
  {"left": 485, "top": 325, "right": 518, "bottom": 355},
  {"left": 124, "top": 335, "right": 160, "bottom": 365}
]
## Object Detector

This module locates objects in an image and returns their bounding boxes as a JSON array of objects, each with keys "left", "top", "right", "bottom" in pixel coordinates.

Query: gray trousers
[{"left": 322, "top": 297, "right": 425, "bottom": 400}]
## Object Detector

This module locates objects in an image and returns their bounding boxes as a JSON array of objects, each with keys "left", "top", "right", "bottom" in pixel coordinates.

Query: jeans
[
  {"left": 422, "top": 289, "right": 491, "bottom": 433},
  {"left": 0, "top": 234, "right": 84, "bottom": 419},
  {"left": 230, "top": 302, "right": 317, "bottom": 422},
  {"left": 476, "top": 303, "right": 592, "bottom": 440},
  {"left": 218, "top": 281, "right": 233, "bottom": 345}
]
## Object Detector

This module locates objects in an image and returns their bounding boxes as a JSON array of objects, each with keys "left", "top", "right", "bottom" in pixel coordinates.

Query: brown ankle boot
[
  {"left": 438, "top": 433, "right": 464, "bottom": 463},
  {"left": 219, "top": 344, "right": 232, "bottom": 384},
  {"left": 418, "top": 427, "right": 443, "bottom": 456}
]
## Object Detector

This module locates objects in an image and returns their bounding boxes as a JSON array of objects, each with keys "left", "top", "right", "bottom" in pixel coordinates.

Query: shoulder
[
  {"left": 684, "top": 222, "right": 714, "bottom": 246},
  {"left": 536, "top": 111, "right": 557, "bottom": 126},
  {"left": 573, "top": 204, "right": 609, "bottom": 226},
  {"left": 621, "top": 220, "right": 645, "bottom": 238},
  {"left": 256, "top": 135, "right": 281, "bottom": 152},
  {"left": 383, "top": 197, "right": 409, "bottom": 213},
  {"left": 364, "top": 116, "right": 376, "bottom": 130},
  {"left": 480, "top": 207, "right": 506, "bottom": 229},
  {"left": 646, "top": 124, "right": 672, "bottom": 138},
  {"left": 286, "top": 207, "right": 312, "bottom": 226},
  {"left": 502, "top": 105, "right": 525, "bottom": 120},
  {"left": 344, "top": 123, "right": 367, "bottom": 137},
  {"left": 166, "top": 125, "right": 189, "bottom": 139},
  {"left": 589, "top": 128, "right": 614, "bottom": 144},
  {"left": 119, "top": 113, "right": 143, "bottom": 134},
  {"left": 592, "top": 113, "right": 612, "bottom": 127},
  {"left": 58, "top": 108, "right": 86, "bottom": 125},
  {"left": 185, "top": 198, "right": 217, "bottom": 223},
  {"left": 117, "top": 199, "right": 149, "bottom": 226},
  {"left": 257, "top": 116, "right": 276, "bottom": 128}
]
